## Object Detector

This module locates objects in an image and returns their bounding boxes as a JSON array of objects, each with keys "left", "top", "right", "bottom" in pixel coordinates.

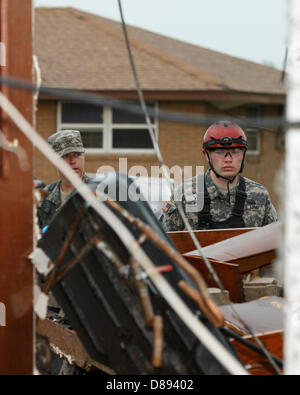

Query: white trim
[
  {"left": 105, "top": 105, "right": 112, "bottom": 151},
  {"left": 85, "top": 149, "right": 157, "bottom": 155},
  {"left": 111, "top": 123, "right": 157, "bottom": 129},
  {"left": 109, "top": 148, "right": 157, "bottom": 155},
  {"left": 58, "top": 123, "right": 104, "bottom": 129}
]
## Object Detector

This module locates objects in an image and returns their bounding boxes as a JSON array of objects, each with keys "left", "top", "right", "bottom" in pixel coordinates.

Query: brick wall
[
  {"left": 34, "top": 100, "right": 58, "bottom": 182},
  {"left": 35, "top": 99, "right": 284, "bottom": 210}
]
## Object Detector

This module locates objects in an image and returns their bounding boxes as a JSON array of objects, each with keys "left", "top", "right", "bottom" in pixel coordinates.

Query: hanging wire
[
  {"left": 0, "top": 75, "right": 290, "bottom": 130},
  {"left": 118, "top": 0, "right": 231, "bottom": 291},
  {"left": 281, "top": 48, "right": 288, "bottom": 82}
]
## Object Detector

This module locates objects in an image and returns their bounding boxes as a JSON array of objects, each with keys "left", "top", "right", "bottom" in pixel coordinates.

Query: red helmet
[{"left": 203, "top": 121, "right": 247, "bottom": 150}]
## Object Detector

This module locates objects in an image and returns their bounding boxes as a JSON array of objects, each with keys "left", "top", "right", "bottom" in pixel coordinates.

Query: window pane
[
  {"left": 112, "top": 103, "right": 155, "bottom": 124},
  {"left": 113, "top": 129, "right": 153, "bottom": 149},
  {"left": 61, "top": 102, "right": 103, "bottom": 124},
  {"left": 246, "top": 105, "right": 261, "bottom": 119},
  {"left": 80, "top": 130, "right": 103, "bottom": 149},
  {"left": 246, "top": 130, "right": 259, "bottom": 152}
]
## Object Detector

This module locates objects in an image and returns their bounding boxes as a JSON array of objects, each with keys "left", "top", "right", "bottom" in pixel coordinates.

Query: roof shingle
[{"left": 34, "top": 7, "right": 285, "bottom": 96}]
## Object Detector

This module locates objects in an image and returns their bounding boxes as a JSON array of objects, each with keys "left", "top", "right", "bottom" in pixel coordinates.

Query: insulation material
[
  {"left": 29, "top": 247, "right": 53, "bottom": 275},
  {"left": 34, "top": 285, "right": 48, "bottom": 320}
]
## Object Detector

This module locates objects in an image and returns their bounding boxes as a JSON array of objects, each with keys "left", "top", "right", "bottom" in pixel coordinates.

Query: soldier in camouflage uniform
[
  {"left": 37, "top": 129, "right": 94, "bottom": 229},
  {"left": 162, "top": 121, "right": 277, "bottom": 231}
]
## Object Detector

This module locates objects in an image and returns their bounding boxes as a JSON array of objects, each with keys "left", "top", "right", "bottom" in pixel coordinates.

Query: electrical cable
[
  {"left": 0, "top": 74, "right": 290, "bottom": 130},
  {"left": 221, "top": 326, "right": 283, "bottom": 369},
  {"left": 118, "top": 0, "right": 230, "bottom": 291}
]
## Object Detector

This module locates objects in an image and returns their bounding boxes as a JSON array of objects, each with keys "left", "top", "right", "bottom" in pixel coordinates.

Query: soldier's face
[
  {"left": 60, "top": 152, "right": 85, "bottom": 179},
  {"left": 205, "top": 148, "right": 245, "bottom": 179}
]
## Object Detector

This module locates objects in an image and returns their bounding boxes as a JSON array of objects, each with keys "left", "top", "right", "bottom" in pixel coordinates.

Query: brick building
[{"left": 34, "top": 8, "right": 285, "bottom": 208}]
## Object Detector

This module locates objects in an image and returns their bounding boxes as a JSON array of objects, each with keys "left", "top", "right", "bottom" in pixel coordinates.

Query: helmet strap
[
  {"left": 208, "top": 163, "right": 235, "bottom": 203},
  {"left": 239, "top": 150, "right": 246, "bottom": 173}
]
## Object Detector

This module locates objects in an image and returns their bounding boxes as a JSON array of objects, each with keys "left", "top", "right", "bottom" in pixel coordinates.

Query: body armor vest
[{"left": 197, "top": 176, "right": 247, "bottom": 229}]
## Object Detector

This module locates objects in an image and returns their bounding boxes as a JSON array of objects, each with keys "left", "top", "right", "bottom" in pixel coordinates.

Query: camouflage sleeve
[
  {"left": 262, "top": 192, "right": 278, "bottom": 226},
  {"left": 161, "top": 200, "right": 185, "bottom": 232},
  {"left": 161, "top": 184, "right": 186, "bottom": 232}
]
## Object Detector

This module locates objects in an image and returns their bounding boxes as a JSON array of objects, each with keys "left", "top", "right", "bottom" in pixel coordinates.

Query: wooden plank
[
  {"left": 37, "top": 318, "right": 115, "bottom": 375},
  {"left": 222, "top": 297, "right": 284, "bottom": 374},
  {"left": 237, "top": 250, "right": 277, "bottom": 274},
  {"left": 231, "top": 331, "right": 283, "bottom": 375},
  {"left": 220, "top": 296, "right": 284, "bottom": 334},
  {"left": 170, "top": 227, "right": 277, "bottom": 301},
  {"left": 197, "top": 222, "right": 278, "bottom": 262},
  {"left": 183, "top": 223, "right": 278, "bottom": 274},
  {"left": 184, "top": 255, "right": 245, "bottom": 303},
  {"left": 0, "top": 0, "right": 33, "bottom": 374},
  {"left": 168, "top": 227, "right": 254, "bottom": 255}
]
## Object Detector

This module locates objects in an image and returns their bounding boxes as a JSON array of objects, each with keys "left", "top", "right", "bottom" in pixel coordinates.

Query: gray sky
[{"left": 34, "top": 0, "right": 287, "bottom": 70}]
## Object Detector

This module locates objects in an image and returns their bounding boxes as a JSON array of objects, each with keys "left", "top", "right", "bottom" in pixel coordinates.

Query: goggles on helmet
[{"left": 203, "top": 136, "right": 247, "bottom": 149}]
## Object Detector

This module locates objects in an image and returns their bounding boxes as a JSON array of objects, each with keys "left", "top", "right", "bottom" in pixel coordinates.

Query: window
[
  {"left": 57, "top": 101, "right": 157, "bottom": 154},
  {"left": 112, "top": 129, "right": 153, "bottom": 149},
  {"left": 61, "top": 102, "right": 103, "bottom": 124},
  {"left": 245, "top": 105, "right": 261, "bottom": 155},
  {"left": 246, "top": 129, "right": 260, "bottom": 155},
  {"left": 246, "top": 105, "right": 261, "bottom": 120}
]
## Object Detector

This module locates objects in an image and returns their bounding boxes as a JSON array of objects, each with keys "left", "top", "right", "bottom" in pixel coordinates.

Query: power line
[{"left": 0, "top": 75, "right": 290, "bottom": 130}]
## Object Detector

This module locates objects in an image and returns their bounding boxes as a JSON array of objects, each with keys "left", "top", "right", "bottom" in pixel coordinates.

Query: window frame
[
  {"left": 245, "top": 104, "right": 261, "bottom": 156},
  {"left": 57, "top": 101, "right": 158, "bottom": 155}
]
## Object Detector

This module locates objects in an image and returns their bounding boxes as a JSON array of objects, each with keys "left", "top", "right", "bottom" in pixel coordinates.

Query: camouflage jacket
[
  {"left": 37, "top": 174, "right": 94, "bottom": 230},
  {"left": 161, "top": 170, "right": 277, "bottom": 232}
]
